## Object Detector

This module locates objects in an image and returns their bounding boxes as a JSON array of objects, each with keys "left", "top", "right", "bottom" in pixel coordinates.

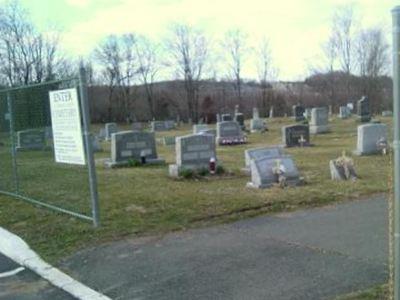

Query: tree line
[{"left": 0, "top": 1, "right": 391, "bottom": 123}]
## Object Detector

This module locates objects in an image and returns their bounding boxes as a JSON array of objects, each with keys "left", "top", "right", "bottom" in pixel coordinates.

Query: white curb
[{"left": 0, "top": 227, "right": 112, "bottom": 300}]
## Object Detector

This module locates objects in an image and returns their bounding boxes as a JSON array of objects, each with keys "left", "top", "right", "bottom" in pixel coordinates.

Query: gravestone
[
  {"left": 269, "top": 106, "right": 274, "bottom": 118},
  {"left": 356, "top": 96, "right": 371, "bottom": 122},
  {"left": 165, "top": 120, "right": 176, "bottom": 130},
  {"left": 339, "top": 106, "right": 351, "bottom": 119},
  {"left": 382, "top": 111, "right": 393, "bottom": 117},
  {"left": 16, "top": 129, "right": 46, "bottom": 151},
  {"left": 234, "top": 113, "right": 245, "bottom": 129},
  {"left": 169, "top": 133, "right": 216, "bottom": 177},
  {"left": 151, "top": 121, "right": 175, "bottom": 132},
  {"left": 105, "top": 131, "right": 164, "bottom": 167},
  {"left": 250, "top": 119, "right": 266, "bottom": 133},
  {"left": 105, "top": 123, "right": 118, "bottom": 141},
  {"left": 354, "top": 123, "right": 388, "bottom": 155},
  {"left": 304, "top": 108, "right": 312, "bottom": 120},
  {"left": 250, "top": 107, "right": 266, "bottom": 132},
  {"left": 243, "top": 146, "right": 284, "bottom": 174},
  {"left": 282, "top": 125, "right": 310, "bottom": 147},
  {"left": 247, "top": 155, "right": 300, "bottom": 189},
  {"left": 98, "top": 128, "right": 106, "bottom": 140},
  {"left": 193, "top": 124, "right": 209, "bottom": 134},
  {"left": 329, "top": 152, "right": 357, "bottom": 181},
  {"left": 309, "top": 107, "right": 329, "bottom": 134},
  {"left": 91, "top": 134, "right": 102, "bottom": 152},
  {"left": 132, "top": 122, "right": 143, "bottom": 131},
  {"left": 347, "top": 102, "right": 354, "bottom": 111},
  {"left": 292, "top": 105, "right": 305, "bottom": 121},
  {"left": 221, "top": 114, "right": 232, "bottom": 121},
  {"left": 253, "top": 107, "right": 260, "bottom": 119},
  {"left": 216, "top": 121, "right": 246, "bottom": 145}
]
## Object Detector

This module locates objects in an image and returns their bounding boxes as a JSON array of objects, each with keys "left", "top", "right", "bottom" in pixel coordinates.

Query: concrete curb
[{"left": 0, "top": 227, "right": 112, "bottom": 300}]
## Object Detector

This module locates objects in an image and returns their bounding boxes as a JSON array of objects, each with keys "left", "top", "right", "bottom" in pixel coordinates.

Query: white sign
[{"left": 49, "top": 88, "right": 86, "bottom": 165}]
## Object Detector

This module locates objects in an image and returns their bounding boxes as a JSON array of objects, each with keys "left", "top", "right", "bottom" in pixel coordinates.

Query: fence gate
[{"left": 0, "top": 69, "right": 99, "bottom": 226}]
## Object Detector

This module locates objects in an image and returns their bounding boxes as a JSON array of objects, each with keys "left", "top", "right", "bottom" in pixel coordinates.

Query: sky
[{"left": 10, "top": 0, "right": 400, "bottom": 81}]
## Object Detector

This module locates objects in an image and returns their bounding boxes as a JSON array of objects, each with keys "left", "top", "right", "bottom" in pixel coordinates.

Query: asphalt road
[
  {"left": 0, "top": 253, "right": 74, "bottom": 300},
  {"left": 61, "top": 194, "right": 389, "bottom": 300}
]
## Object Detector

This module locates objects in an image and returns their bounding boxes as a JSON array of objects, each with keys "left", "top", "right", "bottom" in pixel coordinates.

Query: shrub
[
  {"left": 216, "top": 165, "right": 225, "bottom": 175},
  {"left": 179, "top": 168, "right": 195, "bottom": 179},
  {"left": 127, "top": 159, "right": 141, "bottom": 167}
]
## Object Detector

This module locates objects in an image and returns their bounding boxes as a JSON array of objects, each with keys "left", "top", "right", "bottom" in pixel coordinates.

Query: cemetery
[
  {"left": 0, "top": 114, "right": 392, "bottom": 263},
  {"left": 0, "top": 2, "right": 399, "bottom": 299}
]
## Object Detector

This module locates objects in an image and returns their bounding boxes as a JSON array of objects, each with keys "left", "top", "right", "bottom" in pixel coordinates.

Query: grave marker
[
  {"left": 354, "top": 123, "right": 388, "bottom": 155},
  {"left": 105, "top": 123, "right": 118, "bottom": 141},
  {"left": 247, "top": 155, "right": 300, "bottom": 188},
  {"left": 169, "top": 133, "right": 217, "bottom": 177},
  {"left": 309, "top": 107, "right": 329, "bottom": 134},
  {"left": 216, "top": 121, "right": 246, "bottom": 145},
  {"left": 356, "top": 96, "right": 371, "bottom": 122},
  {"left": 282, "top": 125, "right": 310, "bottom": 147},
  {"left": 105, "top": 131, "right": 164, "bottom": 167},
  {"left": 16, "top": 129, "right": 46, "bottom": 151}
]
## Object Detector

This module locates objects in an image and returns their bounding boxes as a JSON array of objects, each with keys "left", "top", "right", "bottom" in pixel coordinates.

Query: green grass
[
  {"left": 0, "top": 116, "right": 393, "bottom": 263},
  {"left": 335, "top": 284, "right": 388, "bottom": 300}
]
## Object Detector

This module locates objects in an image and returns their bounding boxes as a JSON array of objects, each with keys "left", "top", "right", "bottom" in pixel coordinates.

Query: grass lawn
[
  {"left": 335, "top": 284, "right": 388, "bottom": 300},
  {"left": 0, "top": 116, "right": 393, "bottom": 263}
]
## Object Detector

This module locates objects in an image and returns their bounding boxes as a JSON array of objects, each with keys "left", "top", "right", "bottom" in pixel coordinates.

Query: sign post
[
  {"left": 49, "top": 88, "right": 86, "bottom": 165},
  {"left": 392, "top": 6, "right": 400, "bottom": 300}
]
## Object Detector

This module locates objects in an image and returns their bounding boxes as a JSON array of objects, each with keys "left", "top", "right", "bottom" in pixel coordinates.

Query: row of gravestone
[
  {"left": 293, "top": 96, "right": 375, "bottom": 123},
  {"left": 14, "top": 127, "right": 103, "bottom": 153}
]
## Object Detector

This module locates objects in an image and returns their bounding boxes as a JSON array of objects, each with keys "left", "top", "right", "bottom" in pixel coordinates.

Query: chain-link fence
[{"left": 0, "top": 70, "right": 99, "bottom": 226}]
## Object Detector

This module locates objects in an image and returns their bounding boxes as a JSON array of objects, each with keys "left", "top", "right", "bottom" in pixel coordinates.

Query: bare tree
[
  {"left": 0, "top": 0, "right": 64, "bottom": 86},
  {"left": 135, "top": 35, "right": 159, "bottom": 119},
  {"left": 332, "top": 5, "right": 357, "bottom": 75},
  {"left": 255, "top": 37, "right": 277, "bottom": 116},
  {"left": 94, "top": 35, "right": 120, "bottom": 121},
  {"left": 94, "top": 34, "right": 138, "bottom": 122},
  {"left": 355, "top": 27, "right": 389, "bottom": 78},
  {"left": 224, "top": 29, "right": 247, "bottom": 108},
  {"left": 355, "top": 26, "right": 390, "bottom": 112},
  {"left": 167, "top": 23, "right": 208, "bottom": 122}
]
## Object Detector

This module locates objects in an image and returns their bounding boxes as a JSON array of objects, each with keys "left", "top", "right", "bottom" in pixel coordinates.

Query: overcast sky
[{"left": 15, "top": 0, "right": 399, "bottom": 80}]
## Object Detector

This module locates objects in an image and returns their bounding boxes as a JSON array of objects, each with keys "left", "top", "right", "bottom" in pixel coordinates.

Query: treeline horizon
[{"left": 0, "top": 1, "right": 391, "bottom": 123}]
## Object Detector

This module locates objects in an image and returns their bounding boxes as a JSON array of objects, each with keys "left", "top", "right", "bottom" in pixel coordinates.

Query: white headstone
[
  {"left": 354, "top": 123, "right": 388, "bottom": 155},
  {"left": 309, "top": 107, "right": 329, "bottom": 134},
  {"left": 247, "top": 156, "right": 300, "bottom": 188}
]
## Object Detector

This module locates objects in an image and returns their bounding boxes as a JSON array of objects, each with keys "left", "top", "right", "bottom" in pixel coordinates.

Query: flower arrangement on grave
[
  {"left": 272, "top": 159, "right": 287, "bottom": 188},
  {"left": 376, "top": 136, "right": 389, "bottom": 155},
  {"left": 331, "top": 151, "right": 357, "bottom": 181}
]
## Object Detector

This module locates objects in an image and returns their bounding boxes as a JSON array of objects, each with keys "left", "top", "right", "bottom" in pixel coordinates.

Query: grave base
[
  {"left": 216, "top": 136, "right": 247, "bottom": 146},
  {"left": 241, "top": 167, "right": 251, "bottom": 176},
  {"left": 104, "top": 157, "right": 165, "bottom": 168},
  {"left": 168, "top": 164, "right": 211, "bottom": 178},
  {"left": 246, "top": 178, "right": 300, "bottom": 189},
  {"left": 357, "top": 116, "right": 371, "bottom": 123},
  {"left": 352, "top": 149, "right": 381, "bottom": 156},
  {"left": 309, "top": 125, "right": 330, "bottom": 134}
]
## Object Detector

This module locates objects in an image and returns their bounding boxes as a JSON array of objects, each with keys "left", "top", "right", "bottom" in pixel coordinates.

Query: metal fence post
[
  {"left": 78, "top": 67, "right": 100, "bottom": 227},
  {"left": 6, "top": 92, "right": 19, "bottom": 193},
  {"left": 392, "top": 6, "right": 400, "bottom": 300}
]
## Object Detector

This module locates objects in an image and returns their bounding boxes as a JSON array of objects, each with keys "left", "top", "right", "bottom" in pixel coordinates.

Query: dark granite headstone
[
  {"left": 292, "top": 105, "right": 305, "bottom": 121},
  {"left": 282, "top": 125, "right": 310, "bottom": 147},
  {"left": 356, "top": 96, "right": 371, "bottom": 122}
]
